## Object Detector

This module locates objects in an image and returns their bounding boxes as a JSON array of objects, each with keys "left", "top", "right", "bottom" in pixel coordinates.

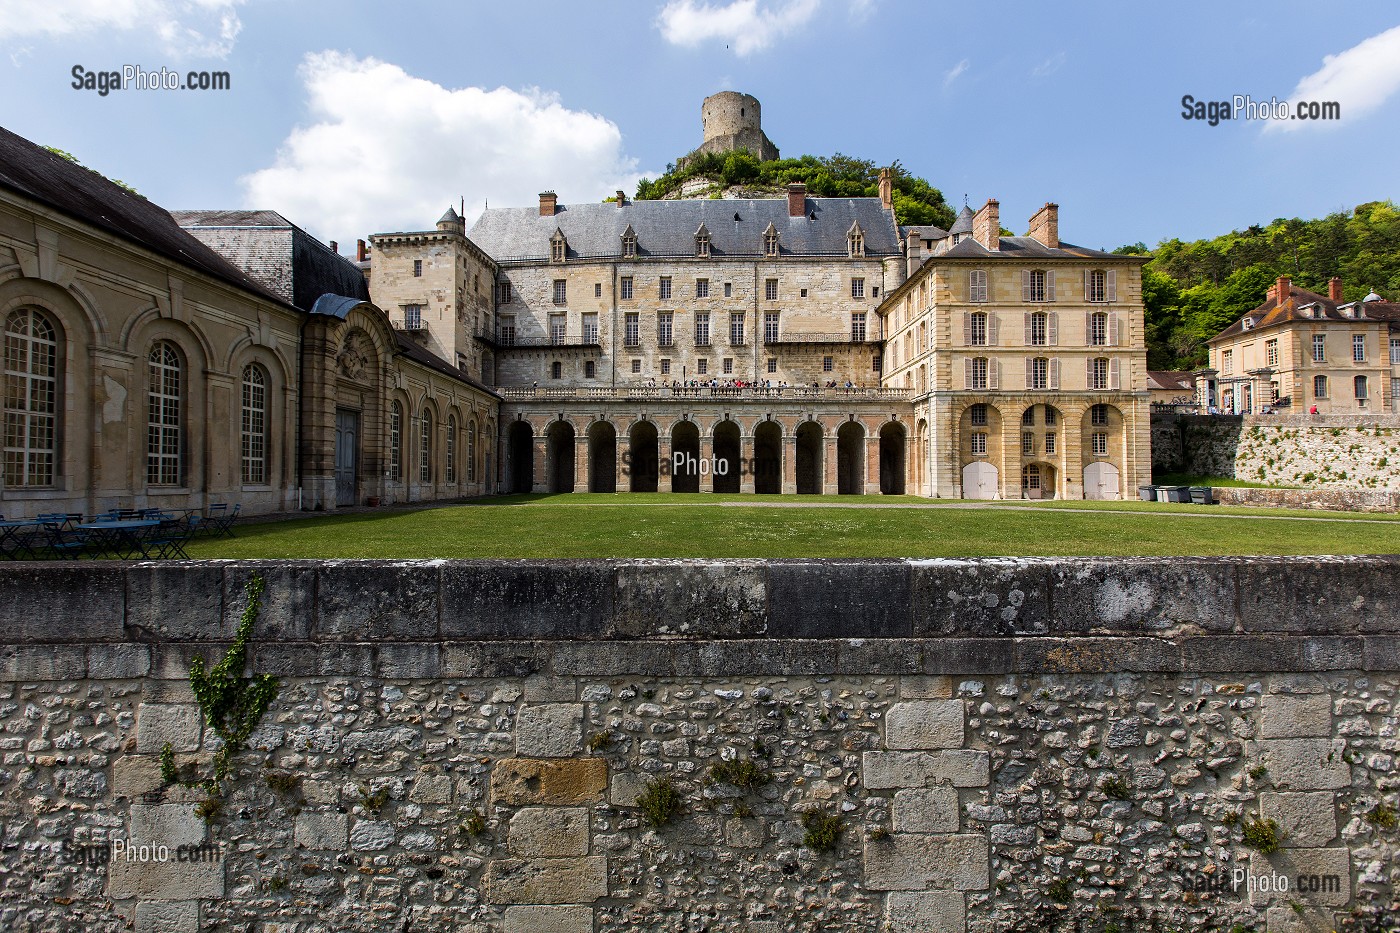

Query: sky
[{"left": 2, "top": 1, "right": 1398, "bottom": 253}]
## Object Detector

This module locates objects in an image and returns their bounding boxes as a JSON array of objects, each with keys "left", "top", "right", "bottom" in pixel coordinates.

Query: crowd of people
[{"left": 640, "top": 378, "right": 864, "bottom": 390}]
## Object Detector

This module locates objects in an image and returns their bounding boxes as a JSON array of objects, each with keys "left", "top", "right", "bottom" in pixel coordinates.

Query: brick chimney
[
  {"left": 787, "top": 182, "right": 807, "bottom": 218},
  {"left": 972, "top": 198, "right": 1000, "bottom": 251},
  {"left": 1328, "top": 276, "right": 1343, "bottom": 302},
  {"left": 906, "top": 228, "right": 922, "bottom": 278},
  {"left": 1267, "top": 275, "right": 1292, "bottom": 304},
  {"left": 356, "top": 239, "right": 367, "bottom": 262},
  {"left": 328, "top": 240, "right": 338, "bottom": 254},
  {"left": 1027, "top": 202, "right": 1059, "bottom": 248},
  {"left": 539, "top": 191, "right": 558, "bottom": 217},
  {"left": 878, "top": 168, "right": 893, "bottom": 211},
  {"left": 615, "top": 190, "right": 626, "bottom": 205}
]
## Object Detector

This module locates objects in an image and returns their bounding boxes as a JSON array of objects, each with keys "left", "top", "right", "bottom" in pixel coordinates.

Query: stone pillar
[
  {"left": 297, "top": 320, "right": 338, "bottom": 511},
  {"left": 533, "top": 433, "right": 548, "bottom": 493},
  {"left": 1063, "top": 408, "right": 1085, "bottom": 500},
  {"left": 658, "top": 432, "right": 673, "bottom": 494},
  {"left": 781, "top": 434, "right": 797, "bottom": 495},
  {"left": 699, "top": 427, "right": 714, "bottom": 493},
  {"left": 740, "top": 431, "right": 755, "bottom": 494},
  {"left": 864, "top": 422, "right": 880, "bottom": 495},
  {"left": 823, "top": 432, "right": 839, "bottom": 495},
  {"left": 204, "top": 372, "right": 235, "bottom": 502},
  {"left": 573, "top": 434, "right": 589, "bottom": 492},
  {"left": 616, "top": 429, "right": 629, "bottom": 493},
  {"left": 1000, "top": 405, "right": 1020, "bottom": 500}
]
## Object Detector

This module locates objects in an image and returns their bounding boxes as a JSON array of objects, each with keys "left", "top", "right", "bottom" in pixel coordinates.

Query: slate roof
[
  {"left": 1147, "top": 371, "right": 1195, "bottom": 392},
  {"left": 466, "top": 196, "right": 901, "bottom": 262},
  {"left": 392, "top": 332, "right": 499, "bottom": 398},
  {"left": 1209, "top": 286, "right": 1400, "bottom": 343},
  {"left": 0, "top": 125, "right": 293, "bottom": 308},
  {"left": 936, "top": 236, "right": 1124, "bottom": 260},
  {"left": 169, "top": 209, "right": 290, "bottom": 228},
  {"left": 947, "top": 206, "right": 975, "bottom": 236},
  {"left": 903, "top": 225, "right": 948, "bottom": 241}
]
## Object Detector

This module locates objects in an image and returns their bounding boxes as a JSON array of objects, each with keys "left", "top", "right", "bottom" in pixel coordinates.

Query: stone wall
[
  {"left": 1, "top": 559, "right": 1398, "bottom": 933},
  {"left": 1152, "top": 412, "right": 1400, "bottom": 492}
]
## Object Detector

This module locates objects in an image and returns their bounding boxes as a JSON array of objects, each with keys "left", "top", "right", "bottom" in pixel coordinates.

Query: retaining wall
[{"left": 2, "top": 559, "right": 1398, "bottom": 933}]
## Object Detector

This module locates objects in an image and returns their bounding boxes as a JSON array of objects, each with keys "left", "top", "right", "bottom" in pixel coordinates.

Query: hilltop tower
[{"left": 678, "top": 91, "right": 779, "bottom": 168}]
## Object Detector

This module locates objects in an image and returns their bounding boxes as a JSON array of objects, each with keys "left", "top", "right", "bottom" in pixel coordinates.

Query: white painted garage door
[
  {"left": 1083, "top": 461, "right": 1121, "bottom": 500},
  {"left": 962, "top": 461, "right": 999, "bottom": 500}
]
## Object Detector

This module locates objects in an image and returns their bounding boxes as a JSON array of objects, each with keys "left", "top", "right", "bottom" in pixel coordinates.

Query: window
[
  {"left": 1090, "top": 357, "right": 1109, "bottom": 390},
  {"left": 413, "top": 259, "right": 422, "bottom": 277},
  {"left": 1024, "top": 269, "right": 1052, "bottom": 302},
  {"left": 1313, "top": 334, "right": 1326, "bottom": 362},
  {"left": 1022, "top": 463, "right": 1041, "bottom": 490},
  {"left": 1022, "top": 407, "right": 1036, "bottom": 426},
  {"left": 498, "top": 318, "right": 516, "bottom": 346},
  {"left": 585, "top": 360, "right": 596, "bottom": 379},
  {"left": 582, "top": 313, "right": 598, "bottom": 344},
  {"left": 552, "top": 279, "right": 566, "bottom": 305},
  {"left": 661, "top": 359, "right": 671, "bottom": 375},
  {"left": 594, "top": 283, "right": 602, "bottom": 298},
  {"left": 467, "top": 420, "right": 476, "bottom": 483},
  {"left": 240, "top": 364, "right": 267, "bottom": 485},
  {"left": 550, "top": 361, "right": 562, "bottom": 380},
  {"left": 970, "top": 431, "right": 987, "bottom": 455},
  {"left": 800, "top": 288, "right": 808, "bottom": 298},
  {"left": 1314, "top": 374, "right": 1328, "bottom": 398},
  {"left": 631, "top": 359, "right": 641, "bottom": 374},
  {"left": 848, "top": 228, "right": 865, "bottom": 257},
  {"left": 3, "top": 309, "right": 58, "bottom": 487},
  {"left": 1353, "top": 334, "right": 1366, "bottom": 362},
  {"left": 970, "top": 357, "right": 989, "bottom": 390},
  {"left": 1091, "top": 432, "right": 1108, "bottom": 456},
  {"left": 658, "top": 311, "right": 673, "bottom": 346},
  {"left": 621, "top": 276, "right": 633, "bottom": 301},
  {"left": 446, "top": 414, "right": 457, "bottom": 484},
  {"left": 550, "top": 314, "right": 566, "bottom": 345},
  {"left": 765, "top": 278, "right": 778, "bottom": 301},
  {"left": 851, "top": 277, "right": 865, "bottom": 300},
  {"left": 696, "top": 278, "right": 710, "bottom": 299},
  {"left": 1391, "top": 337, "right": 1400, "bottom": 364},
  {"left": 696, "top": 230, "right": 710, "bottom": 258},
  {"left": 1242, "top": 318, "right": 1254, "bottom": 331},
  {"left": 969, "top": 270, "right": 988, "bottom": 303},
  {"left": 622, "top": 232, "right": 636, "bottom": 258},
  {"left": 872, "top": 354, "right": 882, "bottom": 373},
  {"left": 660, "top": 276, "right": 672, "bottom": 301},
  {"left": 419, "top": 411, "right": 432, "bottom": 483},
  {"left": 404, "top": 304, "right": 422, "bottom": 330},
  {"left": 764, "top": 230, "right": 779, "bottom": 256},
  {"left": 1029, "top": 311, "right": 1049, "bottom": 346},
  {"left": 1089, "top": 312, "right": 1108, "bottom": 346},
  {"left": 1355, "top": 375, "right": 1368, "bottom": 401},
  {"left": 1044, "top": 432, "right": 1056, "bottom": 454},
  {"left": 1091, "top": 403, "right": 1109, "bottom": 426},
  {"left": 695, "top": 312, "right": 710, "bottom": 346},
  {"left": 147, "top": 341, "right": 182, "bottom": 486},
  {"left": 969, "top": 403, "right": 988, "bottom": 426},
  {"left": 1221, "top": 349, "right": 1233, "bottom": 375},
  {"left": 624, "top": 313, "right": 640, "bottom": 347},
  {"left": 388, "top": 401, "right": 403, "bottom": 483},
  {"left": 697, "top": 359, "right": 708, "bottom": 375},
  {"left": 823, "top": 356, "right": 834, "bottom": 372},
  {"left": 550, "top": 234, "right": 565, "bottom": 263},
  {"left": 848, "top": 312, "right": 867, "bottom": 343},
  {"left": 1029, "top": 357, "right": 1049, "bottom": 390},
  {"left": 724, "top": 282, "right": 732, "bottom": 298},
  {"left": 1085, "top": 269, "right": 1106, "bottom": 303},
  {"left": 499, "top": 280, "right": 512, "bottom": 304},
  {"left": 1266, "top": 338, "right": 1279, "bottom": 367},
  {"left": 723, "top": 358, "right": 734, "bottom": 374},
  {"left": 764, "top": 312, "right": 780, "bottom": 343},
  {"left": 768, "top": 358, "right": 778, "bottom": 373},
  {"left": 1020, "top": 432, "right": 1034, "bottom": 456},
  {"left": 1044, "top": 407, "right": 1056, "bottom": 426},
  {"left": 730, "top": 312, "right": 745, "bottom": 345},
  {"left": 969, "top": 311, "right": 988, "bottom": 346}
]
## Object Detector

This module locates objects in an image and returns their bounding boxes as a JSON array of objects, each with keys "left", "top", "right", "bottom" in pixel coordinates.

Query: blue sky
[{"left": 2, "top": 1, "right": 1398, "bottom": 252}]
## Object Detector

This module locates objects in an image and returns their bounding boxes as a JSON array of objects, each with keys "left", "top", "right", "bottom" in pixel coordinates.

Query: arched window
[
  {"left": 147, "top": 341, "right": 182, "bottom": 486},
  {"left": 467, "top": 419, "right": 477, "bottom": 483},
  {"left": 388, "top": 401, "right": 403, "bottom": 483},
  {"left": 3, "top": 308, "right": 59, "bottom": 487},
  {"left": 240, "top": 364, "right": 268, "bottom": 485},
  {"left": 446, "top": 414, "right": 458, "bottom": 483},
  {"left": 419, "top": 409, "right": 433, "bottom": 484}
]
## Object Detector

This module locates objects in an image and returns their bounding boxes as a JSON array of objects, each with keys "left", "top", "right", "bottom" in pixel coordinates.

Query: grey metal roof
[
  {"left": 938, "top": 236, "right": 1121, "bottom": 260},
  {"left": 947, "top": 206, "right": 975, "bottom": 236},
  {"left": 466, "top": 197, "right": 901, "bottom": 262}
]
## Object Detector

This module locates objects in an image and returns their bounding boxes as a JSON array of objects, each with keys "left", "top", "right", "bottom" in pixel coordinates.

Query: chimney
[
  {"left": 328, "top": 240, "right": 338, "bottom": 254},
  {"left": 972, "top": 198, "right": 1000, "bottom": 251},
  {"left": 1026, "top": 202, "right": 1059, "bottom": 248},
  {"left": 906, "top": 228, "right": 922, "bottom": 278},
  {"left": 787, "top": 182, "right": 807, "bottom": 218},
  {"left": 1328, "top": 276, "right": 1343, "bottom": 302},
  {"left": 1270, "top": 275, "right": 1291, "bottom": 304},
  {"left": 356, "top": 239, "right": 367, "bottom": 263},
  {"left": 615, "top": 190, "right": 626, "bottom": 205},
  {"left": 539, "top": 191, "right": 558, "bottom": 217},
  {"left": 878, "top": 168, "right": 893, "bottom": 211}
]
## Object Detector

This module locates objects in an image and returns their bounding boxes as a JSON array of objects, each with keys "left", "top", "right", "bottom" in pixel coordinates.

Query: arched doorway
[
  {"left": 671, "top": 420, "right": 700, "bottom": 493},
  {"left": 837, "top": 421, "right": 865, "bottom": 495},
  {"left": 587, "top": 421, "right": 616, "bottom": 493},
  {"left": 507, "top": 421, "right": 534, "bottom": 493},
  {"left": 545, "top": 421, "right": 575, "bottom": 493},
  {"left": 795, "top": 421, "right": 823, "bottom": 495},
  {"left": 1083, "top": 461, "right": 1120, "bottom": 500},
  {"left": 753, "top": 421, "right": 782, "bottom": 494},
  {"left": 879, "top": 422, "right": 906, "bottom": 495},
  {"left": 628, "top": 421, "right": 659, "bottom": 492},
  {"left": 713, "top": 420, "right": 741, "bottom": 493},
  {"left": 1021, "top": 462, "right": 1058, "bottom": 499},
  {"left": 962, "top": 461, "right": 998, "bottom": 499}
]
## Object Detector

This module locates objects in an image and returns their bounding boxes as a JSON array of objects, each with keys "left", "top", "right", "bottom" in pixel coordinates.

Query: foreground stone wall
[{"left": 1, "top": 559, "right": 1398, "bottom": 933}]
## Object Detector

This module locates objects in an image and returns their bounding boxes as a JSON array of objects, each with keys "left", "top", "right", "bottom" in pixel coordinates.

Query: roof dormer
[
  {"left": 550, "top": 227, "right": 567, "bottom": 263},
  {"left": 847, "top": 220, "right": 865, "bottom": 258},
  {"left": 695, "top": 223, "right": 711, "bottom": 258},
  {"left": 763, "top": 222, "right": 779, "bottom": 257},
  {"left": 621, "top": 224, "right": 637, "bottom": 259}
]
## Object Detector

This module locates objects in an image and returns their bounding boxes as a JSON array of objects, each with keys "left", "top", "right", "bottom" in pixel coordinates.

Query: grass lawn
[{"left": 182, "top": 494, "right": 1400, "bottom": 560}]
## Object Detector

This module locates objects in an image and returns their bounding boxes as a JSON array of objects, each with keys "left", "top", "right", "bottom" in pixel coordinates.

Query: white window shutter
[
  {"left": 989, "top": 359, "right": 1000, "bottom": 390},
  {"left": 963, "top": 357, "right": 972, "bottom": 389},
  {"left": 1107, "top": 269, "right": 1118, "bottom": 302},
  {"left": 1110, "top": 358, "right": 1121, "bottom": 390},
  {"left": 1048, "top": 312, "right": 1059, "bottom": 346},
  {"left": 962, "top": 312, "right": 971, "bottom": 346},
  {"left": 1047, "top": 270, "right": 1056, "bottom": 302},
  {"left": 968, "top": 270, "right": 977, "bottom": 301},
  {"left": 1085, "top": 312, "right": 1092, "bottom": 345},
  {"left": 1022, "top": 269, "right": 1031, "bottom": 302},
  {"left": 1050, "top": 358, "right": 1061, "bottom": 389},
  {"left": 1023, "top": 312, "right": 1032, "bottom": 345},
  {"left": 989, "top": 314, "right": 1000, "bottom": 345},
  {"left": 1083, "top": 269, "right": 1090, "bottom": 299},
  {"left": 1111, "top": 313, "right": 1121, "bottom": 347},
  {"left": 1025, "top": 357, "right": 1033, "bottom": 389}
]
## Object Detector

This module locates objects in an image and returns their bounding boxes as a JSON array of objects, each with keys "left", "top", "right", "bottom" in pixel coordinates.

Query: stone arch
[
  {"left": 712, "top": 419, "right": 741, "bottom": 493},
  {"left": 837, "top": 420, "right": 865, "bottom": 495},
  {"left": 879, "top": 421, "right": 906, "bottom": 495},
  {"left": 507, "top": 419, "right": 534, "bottom": 493},
  {"left": 1021, "top": 461, "right": 1057, "bottom": 499},
  {"left": 753, "top": 420, "right": 782, "bottom": 494},
  {"left": 545, "top": 419, "right": 576, "bottom": 494},
  {"left": 628, "top": 419, "right": 659, "bottom": 493},
  {"left": 795, "top": 420, "right": 823, "bottom": 495},
  {"left": 587, "top": 420, "right": 617, "bottom": 493},
  {"left": 670, "top": 419, "right": 701, "bottom": 493}
]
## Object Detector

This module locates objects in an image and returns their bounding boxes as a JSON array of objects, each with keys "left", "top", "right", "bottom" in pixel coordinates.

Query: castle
[{"left": 0, "top": 93, "right": 1150, "bottom": 516}]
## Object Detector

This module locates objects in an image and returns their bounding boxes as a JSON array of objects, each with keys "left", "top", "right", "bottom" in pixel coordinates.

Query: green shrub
[
  {"left": 801, "top": 809, "right": 842, "bottom": 853},
  {"left": 1241, "top": 816, "right": 1281, "bottom": 854},
  {"left": 708, "top": 758, "right": 770, "bottom": 789},
  {"left": 1101, "top": 774, "right": 1132, "bottom": 800},
  {"left": 638, "top": 777, "right": 682, "bottom": 828}
]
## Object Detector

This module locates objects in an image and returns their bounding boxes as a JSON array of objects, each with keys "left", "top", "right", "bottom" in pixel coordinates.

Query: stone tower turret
[{"left": 678, "top": 91, "right": 780, "bottom": 169}]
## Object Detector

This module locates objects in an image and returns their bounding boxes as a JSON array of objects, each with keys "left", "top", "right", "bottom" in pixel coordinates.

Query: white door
[
  {"left": 1083, "top": 462, "right": 1120, "bottom": 500},
  {"left": 962, "top": 461, "right": 999, "bottom": 500}
]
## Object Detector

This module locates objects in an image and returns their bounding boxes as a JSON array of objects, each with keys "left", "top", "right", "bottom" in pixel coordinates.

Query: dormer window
[
  {"left": 1241, "top": 317, "right": 1254, "bottom": 330},
  {"left": 847, "top": 221, "right": 865, "bottom": 258},
  {"left": 621, "top": 225, "right": 637, "bottom": 259},
  {"left": 695, "top": 224, "right": 711, "bottom": 258},
  {"left": 550, "top": 228, "right": 567, "bottom": 263},
  {"left": 763, "top": 223, "right": 779, "bottom": 257}
]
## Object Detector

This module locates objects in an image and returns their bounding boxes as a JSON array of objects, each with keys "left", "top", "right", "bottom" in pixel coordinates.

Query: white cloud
[
  {"left": 943, "top": 58, "right": 969, "bottom": 89},
  {"left": 0, "top": 0, "right": 245, "bottom": 57},
  {"left": 656, "top": 0, "right": 821, "bottom": 56},
  {"left": 241, "top": 52, "right": 645, "bottom": 247},
  {"left": 1268, "top": 24, "right": 1400, "bottom": 132}
]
